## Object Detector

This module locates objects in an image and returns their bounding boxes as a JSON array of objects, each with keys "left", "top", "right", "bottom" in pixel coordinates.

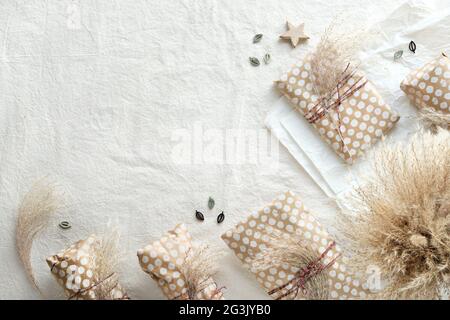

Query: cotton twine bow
[
  {"left": 305, "top": 63, "right": 367, "bottom": 158},
  {"left": 67, "top": 273, "right": 129, "bottom": 300},
  {"left": 268, "top": 241, "right": 341, "bottom": 300}
]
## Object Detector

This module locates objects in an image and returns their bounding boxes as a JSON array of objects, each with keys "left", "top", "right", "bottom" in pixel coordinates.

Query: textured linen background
[{"left": 1, "top": 0, "right": 406, "bottom": 299}]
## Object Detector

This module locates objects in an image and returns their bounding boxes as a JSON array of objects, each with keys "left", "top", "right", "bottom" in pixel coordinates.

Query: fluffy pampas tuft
[
  {"left": 310, "top": 17, "right": 367, "bottom": 100},
  {"left": 251, "top": 232, "right": 329, "bottom": 300},
  {"left": 339, "top": 129, "right": 450, "bottom": 299},
  {"left": 16, "top": 181, "right": 59, "bottom": 294},
  {"left": 180, "top": 245, "right": 223, "bottom": 300},
  {"left": 89, "top": 231, "right": 124, "bottom": 300}
]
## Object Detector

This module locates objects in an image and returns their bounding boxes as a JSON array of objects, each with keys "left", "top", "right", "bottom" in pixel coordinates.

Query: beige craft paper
[
  {"left": 401, "top": 53, "right": 450, "bottom": 114},
  {"left": 221, "top": 191, "right": 370, "bottom": 300},
  {"left": 276, "top": 54, "right": 400, "bottom": 164},
  {"left": 46, "top": 235, "right": 128, "bottom": 300},
  {"left": 137, "top": 224, "right": 223, "bottom": 300}
]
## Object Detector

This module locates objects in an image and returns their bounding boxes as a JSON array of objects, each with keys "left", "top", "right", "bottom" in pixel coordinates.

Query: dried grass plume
[
  {"left": 90, "top": 231, "right": 125, "bottom": 300},
  {"left": 339, "top": 129, "right": 450, "bottom": 299},
  {"left": 310, "top": 17, "right": 367, "bottom": 100},
  {"left": 16, "top": 181, "right": 59, "bottom": 294},
  {"left": 180, "top": 245, "right": 223, "bottom": 300}
]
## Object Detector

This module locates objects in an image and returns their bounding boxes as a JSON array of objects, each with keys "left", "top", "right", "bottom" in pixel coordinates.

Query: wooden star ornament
[{"left": 280, "top": 22, "right": 310, "bottom": 48}]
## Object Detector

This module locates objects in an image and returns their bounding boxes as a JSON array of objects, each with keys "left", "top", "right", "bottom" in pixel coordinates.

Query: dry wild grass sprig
[
  {"left": 310, "top": 19, "right": 367, "bottom": 101},
  {"left": 91, "top": 231, "right": 124, "bottom": 300},
  {"left": 16, "top": 181, "right": 59, "bottom": 295},
  {"left": 251, "top": 231, "right": 330, "bottom": 300},
  {"left": 68, "top": 231, "right": 127, "bottom": 300},
  {"left": 418, "top": 108, "right": 450, "bottom": 132},
  {"left": 308, "top": 19, "right": 369, "bottom": 158},
  {"left": 179, "top": 245, "right": 223, "bottom": 300},
  {"left": 339, "top": 129, "right": 450, "bottom": 299}
]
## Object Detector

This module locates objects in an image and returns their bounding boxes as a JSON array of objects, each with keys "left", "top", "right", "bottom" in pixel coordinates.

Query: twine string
[{"left": 267, "top": 241, "right": 341, "bottom": 300}]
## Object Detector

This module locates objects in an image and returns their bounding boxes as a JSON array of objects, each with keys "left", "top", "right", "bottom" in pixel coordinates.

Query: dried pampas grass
[
  {"left": 89, "top": 231, "right": 125, "bottom": 300},
  {"left": 16, "top": 181, "right": 59, "bottom": 294},
  {"left": 251, "top": 232, "right": 329, "bottom": 300},
  {"left": 180, "top": 245, "right": 223, "bottom": 300},
  {"left": 418, "top": 108, "right": 450, "bottom": 132},
  {"left": 339, "top": 129, "right": 450, "bottom": 299}
]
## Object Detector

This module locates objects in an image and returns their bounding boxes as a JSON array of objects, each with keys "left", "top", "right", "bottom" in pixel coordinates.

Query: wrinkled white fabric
[{"left": 0, "top": 0, "right": 410, "bottom": 299}]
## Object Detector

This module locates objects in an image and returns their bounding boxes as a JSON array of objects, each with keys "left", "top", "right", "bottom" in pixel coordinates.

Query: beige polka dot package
[
  {"left": 46, "top": 235, "right": 129, "bottom": 300},
  {"left": 137, "top": 224, "right": 224, "bottom": 300},
  {"left": 276, "top": 54, "right": 400, "bottom": 164},
  {"left": 401, "top": 53, "right": 450, "bottom": 114},
  {"left": 221, "top": 191, "right": 370, "bottom": 300}
]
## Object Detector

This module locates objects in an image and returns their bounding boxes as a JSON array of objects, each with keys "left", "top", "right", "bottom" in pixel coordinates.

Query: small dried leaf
[
  {"left": 59, "top": 221, "right": 71, "bottom": 230},
  {"left": 217, "top": 212, "right": 225, "bottom": 224},
  {"left": 264, "top": 53, "right": 271, "bottom": 64},
  {"left": 409, "top": 41, "right": 417, "bottom": 54},
  {"left": 195, "top": 210, "right": 205, "bottom": 221},
  {"left": 208, "top": 197, "right": 215, "bottom": 210},
  {"left": 249, "top": 57, "right": 260, "bottom": 67},
  {"left": 394, "top": 50, "right": 403, "bottom": 60},
  {"left": 253, "top": 34, "right": 263, "bottom": 43}
]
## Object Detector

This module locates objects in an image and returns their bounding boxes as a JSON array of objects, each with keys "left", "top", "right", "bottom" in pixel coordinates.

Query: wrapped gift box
[
  {"left": 276, "top": 54, "right": 400, "bottom": 164},
  {"left": 222, "top": 191, "right": 370, "bottom": 300},
  {"left": 401, "top": 53, "right": 449, "bottom": 114},
  {"left": 137, "top": 224, "right": 223, "bottom": 300}
]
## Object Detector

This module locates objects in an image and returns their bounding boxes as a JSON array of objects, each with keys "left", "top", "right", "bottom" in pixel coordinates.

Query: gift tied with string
[
  {"left": 266, "top": 240, "right": 341, "bottom": 300},
  {"left": 137, "top": 224, "right": 224, "bottom": 300},
  {"left": 222, "top": 191, "right": 370, "bottom": 300},
  {"left": 276, "top": 25, "right": 400, "bottom": 164},
  {"left": 46, "top": 235, "right": 129, "bottom": 300}
]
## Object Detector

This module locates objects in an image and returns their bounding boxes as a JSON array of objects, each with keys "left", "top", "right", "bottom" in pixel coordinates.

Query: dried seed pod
[
  {"left": 217, "top": 212, "right": 225, "bottom": 224},
  {"left": 249, "top": 57, "right": 260, "bottom": 67},
  {"left": 208, "top": 197, "right": 215, "bottom": 210},
  {"left": 394, "top": 50, "right": 403, "bottom": 60},
  {"left": 253, "top": 34, "right": 263, "bottom": 43},
  {"left": 59, "top": 221, "right": 71, "bottom": 230},
  {"left": 195, "top": 210, "right": 205, "bottom": 221},
  {"left": 409, "top": 41, "right": 417, "bottom": 54}
]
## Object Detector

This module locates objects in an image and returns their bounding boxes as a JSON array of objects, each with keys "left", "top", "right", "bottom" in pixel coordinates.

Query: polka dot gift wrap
[
  {"left": 276, "top": 54, "right": 400, "bottom": 164},
  {"left": 221, "top": 191, "right": 370, "bottom": 300},
  {"left": 46, "top": 235, "right": 128, "bottom": 300},
  {"left": 401, "top": 53, "right": 450, "bottom": 114},
  {"left": 137, "top": 224, "right": 223, "bottom": 300}
]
